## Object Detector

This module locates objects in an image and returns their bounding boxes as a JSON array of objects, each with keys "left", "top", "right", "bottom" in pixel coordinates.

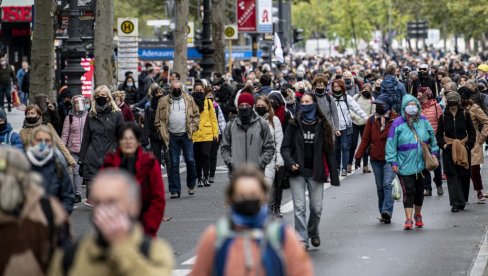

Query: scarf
[
  {"left": 274, "top": 105, "right": 286, "bottom": 124},
  {"left": 230, "top": 206, "right": 268, "bottom": 228},
  {"left": 26, "top": 147, "right": 54, "bottom": 167},
  {"left": 444, "top": 136, "right": 469, "bottom": 169},
  {"left": 24, "top": 117, "right": 42, "bottom": 128}
]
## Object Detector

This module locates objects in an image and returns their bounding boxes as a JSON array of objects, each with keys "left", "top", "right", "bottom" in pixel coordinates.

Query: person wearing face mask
[
  {"left": 281, "top": 93, "right": 339, "bottom": 249},
  {"left": 79, "top": 85, "right": 124, "bottom": 206},
  {"left": 26, "top": 126, "right": 74, "bottom": 214},
  {"left": 48, "top": 169, "right": 174, "bottom": 275},
  {"left": 155, "top": 80, "right": 200, "bottom": 199},
  {"left": 386, "top": 94, "right": 439, "bottom": 230},
  {"left": 191, "top": 83, "right": 219, "bottom": 188},
  {"left": 221, "top": 93, "right": 275, "bottom": 175},
  {"left": 416, "top": 87, "right": 444, "bottom": 197},
  {"left": 19, "top": 104, "right": 76, "bottom": 167},
  {"left": 418, "top": 64, "right": 437, "bottom": 96},
  {"left": 313, "top": 76, "right": 340, "bottom": 136},
  {"left": 380, "top": 64, "right": 407, "bottom": 114},
  {"left": 0, "top": 56, "right": 17, "bottom": 112},
  {"left": 436, "top": 92, "right": 476, "bottom": 212},
  {"left": 349, "top": 83, "right": 376, "bottom": 173},
  {"left": 205, "top": 85, "right": 227, "bottom": 183},
  {"left": 372, "top": 78, "right": 383, "bottom": 99},
  {"left": 254, "top": 96, "right": 284, "bottom": 217},
  {"left": 332, "top": 79, "right": 368, "bottom": 176},
  {"left": 343, "top": 71, "right": 360, "bottom": 97},
  {"left": 0, "top": 108, "right": 23, "bottom": 149},
  {"left": 356, "top": 94, "right": 398, "bottom": 224},
  {"left": 121, "top": 76, "right": 139, "bottom": 106},
  {"left": 112, "top": 91, "right": 134, "bottom": 122},
  {"left": 61, "top": 95, "right": 88, "bottom": 203},
  {"left": 191, "top": 165, "right": 312, "bottom": 275}
]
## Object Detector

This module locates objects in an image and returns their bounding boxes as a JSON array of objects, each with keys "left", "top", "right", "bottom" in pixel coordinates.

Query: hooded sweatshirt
[{"left": 380, "top": 75, "right": 407, "bottom": 114}]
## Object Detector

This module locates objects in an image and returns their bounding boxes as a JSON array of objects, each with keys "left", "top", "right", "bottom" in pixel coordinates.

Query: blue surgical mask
[{"left": 405, "top": 105, "right": 418, "bottom": 116}]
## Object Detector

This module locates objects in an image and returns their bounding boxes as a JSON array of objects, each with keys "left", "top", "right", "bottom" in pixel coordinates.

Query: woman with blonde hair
[
  {"left": 112, "top": 90, "right": 134, "bottom": 122},
  {"left": 79, "top": 85, "right": 124, "bottom": 206}
]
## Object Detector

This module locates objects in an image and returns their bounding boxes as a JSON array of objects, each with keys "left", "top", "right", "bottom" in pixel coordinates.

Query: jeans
[
  {"left": 194, "top": 141, "right": 212, "bottom": 180},
  {"left": 290, "top": 176, "right": 324, "bottom": 243},
  {"left": 19, "top": 90, "right": 28, "bottom": 105},
  {"left": 423, "top": 166, "right": 443, "bottom": 190},
  {"left": 370, "top": 160, "right": 395, "bottom": 215},
  {"left": 335, "top": 129, "right": 351, "bottom": 170},
  {"left": 348, "top": 124, "right": 368, "bottom": 167},
  {"left": 0, "top": 85, "right": 12, "bottom": 109},
  {"left": 168, "top": 134, "right": 197, "bottom": 193},
  {"left": 71, "top": 153, "right": 83, "bottom": 196}
]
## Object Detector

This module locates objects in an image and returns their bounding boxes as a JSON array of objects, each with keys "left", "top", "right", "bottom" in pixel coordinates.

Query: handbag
[
  {"left": 392, "top": 175, "right": 402, "bottom": 200},
  {"left": 410, "top": 126, "right": 439, "bottom": 171}
]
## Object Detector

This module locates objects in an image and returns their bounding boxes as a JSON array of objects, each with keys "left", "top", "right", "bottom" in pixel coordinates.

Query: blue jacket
[
  {"left": 0, "top": 123, "right": 23, "bottom": 150},
  {"left": 380, "top": 75, "right": 407, "bottom": 114},
  {"left": 386, "top": 94, "right": 439, "bottom": 176}
]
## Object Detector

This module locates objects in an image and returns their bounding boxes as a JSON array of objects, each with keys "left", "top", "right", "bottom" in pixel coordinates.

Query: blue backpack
[{"left": 213, "top": 217, "right": 287, "bottom": 276}]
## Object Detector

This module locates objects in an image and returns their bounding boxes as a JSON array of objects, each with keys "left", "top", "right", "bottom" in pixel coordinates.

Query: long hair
[
  {"left": 300, "top": 93, "right": 334, "bottom": 150},
  {"left": 255, "top": 95, "right": 275, "bottom": 128},
  {"left": 332, "top": 79, "right": 347, "bottom": 95},
  {"left": 90, "top": 85, "right": 120, "bottom": 115}
]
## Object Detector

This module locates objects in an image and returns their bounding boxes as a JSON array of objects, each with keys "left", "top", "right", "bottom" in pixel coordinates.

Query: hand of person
[
  {"left": 47, "top": 103, "right": 55, "bottom": 111},
  {"left": 291, "top": 164, "right": 300, "bottom": 171},
  {"left": 443, "top": 144, "right": 447, "bottom": 149},
  {"left": 392, "top": 165, "right": 399, "bottom": 173},
  {"left": 335, "top": 131, "right": 342, "bottom": 137},
  {"left": 93, "top": 205, "right": 132, "bottom": 245},
  {"left": 130, "top": 105, "right": 134, "bottom": 109},
  {"left": 214, "top": 136, "right": 219, "bottom": 143}
]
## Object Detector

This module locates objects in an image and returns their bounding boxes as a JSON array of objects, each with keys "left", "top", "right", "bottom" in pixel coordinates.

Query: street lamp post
[
  {"left": 62, "top": 0, "right": 85, "bottom": 95},
  {"left": 197, "top": 0, "right": 215, "bottom": 79}
]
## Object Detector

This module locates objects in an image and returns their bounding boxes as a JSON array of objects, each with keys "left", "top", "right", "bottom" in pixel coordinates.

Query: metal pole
[
  {"left": 197, "top": 0, "right": 215, "bottom": 79},
  {"left": 251, "top": 34, "right": 258, "bottom": 69},
  {"left": 228, "top": 40, "right": 233, "bottom": 74}
]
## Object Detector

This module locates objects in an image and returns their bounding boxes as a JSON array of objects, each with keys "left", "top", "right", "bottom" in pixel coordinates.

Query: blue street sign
[{"left": 138, "top": 47, "right": 262, "bottom": 61}]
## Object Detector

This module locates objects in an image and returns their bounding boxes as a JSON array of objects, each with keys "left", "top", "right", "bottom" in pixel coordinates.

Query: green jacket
[{"left": 0, "top": 65, "right": 16, "bottom": 86}]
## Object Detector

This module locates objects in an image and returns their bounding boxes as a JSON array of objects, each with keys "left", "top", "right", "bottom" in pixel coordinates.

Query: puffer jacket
[
  {"left": 0, "top": 123, "right": 23, "bottom": 150},
  {"left": 192, "top": 99, "right": 219, "bottom": 142},
  {"left": 466, "top": 104, "right": 488, "bottom": 166},
  {"left": 155, "top": 93, "right": 200, "bottom": 146},
  {"left": 61, "top": 112, "right": 87, "bottom": 153},
  {"left": 420, "top": 99, "right": 442, "bottom": 133},
  {"left": 264, "top": 115, "right": 284, "bottom": 183},
  {"left": 386, "top": 94, "right": 439, "bottom": 176},
  {"left": 221, "top": 113, "right": 275, "bottom": 169},
  {"left": 380, "top": 74, "right": 407, "bottom": 113},
  {"left": 334, "top": 94, "right": 368, "bottom": 131},
  {"left": 351, "top": 94, "right": 375, "bottom": 125}
]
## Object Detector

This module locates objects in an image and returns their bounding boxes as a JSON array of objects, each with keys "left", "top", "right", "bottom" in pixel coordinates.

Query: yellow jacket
[
  {"left": 48, "top": 224, "right": 174, "bottom": 276},
  {"left": 192, "top": 99, "right": 219, "bottom": 142}
]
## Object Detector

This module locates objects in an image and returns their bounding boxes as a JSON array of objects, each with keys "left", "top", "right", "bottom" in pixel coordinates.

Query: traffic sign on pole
[{"left": 224, "top": 25, "right": 238, "bottom": 40}]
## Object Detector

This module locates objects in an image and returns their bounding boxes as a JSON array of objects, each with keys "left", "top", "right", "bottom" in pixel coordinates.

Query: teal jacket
[{"left": 386, "top": 94, "right": 439, "bottom": 176}]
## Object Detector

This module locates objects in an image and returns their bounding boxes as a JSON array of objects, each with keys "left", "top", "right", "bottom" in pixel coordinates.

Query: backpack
[
  {"left": 213, "top": 218, "right": 286, "bottom": 276},
  {"left": 1, "top": 130, "right": 16, "bottom": 145}
]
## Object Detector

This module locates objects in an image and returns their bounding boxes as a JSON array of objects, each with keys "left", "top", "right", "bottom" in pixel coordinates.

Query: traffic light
[
  {"left": 293, "top": 28, "right": 304, "bottom": 43},
  {"left": 260, "top": 43, "right": 271, "bottom": 62}
]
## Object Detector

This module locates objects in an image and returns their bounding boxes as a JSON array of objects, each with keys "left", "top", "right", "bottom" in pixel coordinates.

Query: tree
[
  {"left": 30, "top": 0, "right": 56, "bottom": 102},
  {"left": 174, "top": 0, "right": 189, "bottom": 80},
  {"left": 94, "top": 0, "right": 115, "bottom": 88},
  {"left": 212, "top": 0, "right": 226, "bottom": 74}
]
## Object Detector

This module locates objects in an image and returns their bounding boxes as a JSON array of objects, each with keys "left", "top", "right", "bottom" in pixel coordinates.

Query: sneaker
[
  {"left": 7, "top": 105, "right": 11, "bottom": 112},
  {"left": 404, "top": 219, "right": 413, "bottom": 230},
  {"left": 170, "top": 192, "right": 180, "bottom": 199},
  {"left": 346, "top": 164, "right": 352, "bottom": 173},
  {"left": 203, "top": 178, "right": 211, "bottom": 187},
  {"left": 363, "top": 166, "right": 372, "bottom": 173},
  {"left": 451, "top": 206, "right": 459, "bottom": 212},
  {"left": 188, "top": 188, "right": 195, "bottom": 195},
  {"left": 273, "top": 206, "right": 283, "bottom": 218},
  {"left": 301, "top": 241, "right": 309, "bottom": 250},
  {"left": 414, "top": 214, "right": 424, "bottom": 228},
  {"left": 477, "top": 191, "right": 486, "bottom": 204},
  {"left": 381, "top": 212, "right": 391, "bottom": 224},
  {"left": 197, "top": 179, "right": 204, "bottom": 188},
  {"left": 341, "top": 169, "right": 347, "bottom": 177},
  {"left": 208, "top": 176, "right": 215, "bottom": 183},
  {"left": 437, "top": 186, "right": 444, "bottom": 196},
  {"left": 311, "top": 236, "right": 321, "bottom": 247},
  {"left": 74, "top": 194, "right": 82, "bottom": 204},
  {"left": 423, "top": 189, "right": 432, "bottom": 196},
  {"left": 83, "top": 200, "right": 93, "bottom": 208}
]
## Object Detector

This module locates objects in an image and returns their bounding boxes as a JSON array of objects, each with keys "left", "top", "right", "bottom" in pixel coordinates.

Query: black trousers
[
  {"left": 209, "top": 135, "right": 221, "bottom": 178},
  {"left": 399, "top": 173, "right": 424, "bottom": 208},
  {"left": 194, "top": 141, "right": 213, "bottom": 180},
  {"left": 348, "top": 124, "right": 368, "bottom": 166},
  {"left": 150, "top": 138, "right": 171, "bottom": 169},
  {"left": 446, "top": 165, "right": 470, "bottom": 207},
  {"left": 271, "top": 166, "right": 285, "bottom": 208}
]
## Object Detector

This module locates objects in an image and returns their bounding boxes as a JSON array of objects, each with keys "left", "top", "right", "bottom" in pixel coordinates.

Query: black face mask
[
  {"left": 255, "top": 106, "right": 268, "bottom": 116},
  {"left": 447, "top": 101, "right": 458, "bottom": 107},
  {"left": 315, "top": 88, "right": 325, "bottom": 95},
  {"left": 95, "top": 97, "right": 108, "bottom": 106},
  {"left": 376, "top": 104, "right": 387, "bottom": 116},
  {"left": 362, "top": 91, "right": 371, "bottom": 99},
  {"left": 151, "top": 95, "right": 162, "bottom": 108},
  {"left": 238, "top": 107, "right": 253, "bottom": 125},
  {"left": 172, "top": 89, "right": 182, "bottom": 98},
  {"left": 26, "top": 117, "right": 39, "bottom": 124},
  {"left": 0, "top": 123, "right": 6, "bottom": 131},
  {"left": 336, "top": 75, "right": 342, "bottom": 79},
  {"left": 192, "top": 92, "right": 205, "bottom": 112},
  {"left": 64, "top": 101, "right": 72, "bottom": 107},
  {"left": 232, "top": 199, "right": 261, "bottom": 216},
  {"left": 375, "top": 87, "right": 381, "bottom": 92},
  {"left": 298, "top": 88, "right": 305, "bottom": 94}
]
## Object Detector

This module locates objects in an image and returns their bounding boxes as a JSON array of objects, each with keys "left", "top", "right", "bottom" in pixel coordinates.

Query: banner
[
  {"left": 81, "top": 58, "right": 94, "bottom": 98},
  {"left": 257, "top": 0, "right": 272, "bottom": 33},
  {"left": 237, "top": 0, "right": 257, "bottom": 32}
]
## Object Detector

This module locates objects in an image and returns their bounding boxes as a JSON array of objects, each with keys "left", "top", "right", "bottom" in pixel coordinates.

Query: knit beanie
[
  {"left": 457, "top": 86, "right": 471, "bottom": 100},
  {"left": 0, "top": 108, "right": 6, "bottom": 124},
  {"left": 237, "top": 92, "right": 254, "bottom": 107},
  {"left": 446, "top": 91, "right": 461, "bottom": 103}
]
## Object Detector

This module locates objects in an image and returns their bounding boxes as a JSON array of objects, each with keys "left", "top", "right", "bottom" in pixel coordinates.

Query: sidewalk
[{"left": 5, "top": 107, "right": 26, "bottom": 131}]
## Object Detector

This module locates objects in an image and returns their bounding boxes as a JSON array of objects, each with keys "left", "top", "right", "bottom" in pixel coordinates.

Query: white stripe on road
[
  {"left": 469, "top": 226, "right": 488, "bottom": 276},
  {"left": 163, "top": 166, "right": 228, "bottom": 178},
  {"left": 182, "top": 256, "right": 197, "bottom": 265},
  {"left": 171, "top": 269, "right": 191, "bottom": 276}
]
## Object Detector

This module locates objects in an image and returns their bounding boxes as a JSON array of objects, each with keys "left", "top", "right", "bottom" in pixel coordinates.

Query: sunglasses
[{"left": 419, "top": 68, "right": 427, "bottom": 72}]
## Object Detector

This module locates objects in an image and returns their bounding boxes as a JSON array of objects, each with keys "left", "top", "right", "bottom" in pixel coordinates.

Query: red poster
[
  {"left": 80, "top": 58, "right": 94, "bottom": 98},
  {"left": 237, "top": 0, "right": 257, "bottom": 32}
]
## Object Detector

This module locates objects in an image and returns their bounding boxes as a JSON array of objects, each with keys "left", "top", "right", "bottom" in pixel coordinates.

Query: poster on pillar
[
  {"left": 257, "top": 0, "right": 272, "bottom": 33},
  {"left": 237, "top": 0, "right": 257, "bottom": 32},
  {"left": 81, "top": 58, "right": 94, "bottom": 98}
]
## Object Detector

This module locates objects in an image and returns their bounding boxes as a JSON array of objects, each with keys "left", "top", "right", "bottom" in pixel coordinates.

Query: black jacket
[
  {"left": 281, "top": 115, "right": 339, "bottom": 185},
  {"left": 436, "top": 108, "right": 476, "bottom": 174},
  {"left": 418, "top": 75, "right": 437, "bottom": 97}
]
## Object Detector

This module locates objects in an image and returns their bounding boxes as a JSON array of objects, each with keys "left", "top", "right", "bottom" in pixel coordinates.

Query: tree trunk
[
  {"left": 212, "top": 0, "right": 225, "bottom": 74},
  {"left": 94, "top": 0, "right": 114, "bottom": 88},
  {"left": 30, "top": 0, "right": 55, "bottom": 102},
  {"left": 174, "top": 0, "right": 189, "bottom": 80}
]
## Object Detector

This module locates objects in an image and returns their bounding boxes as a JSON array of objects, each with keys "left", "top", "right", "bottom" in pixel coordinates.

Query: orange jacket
[{"left": 421, "top": 99, "right": 442, "bottom": 133}]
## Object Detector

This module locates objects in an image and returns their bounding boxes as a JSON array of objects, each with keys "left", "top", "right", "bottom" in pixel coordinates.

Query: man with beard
[
  {"left": 418, "top": 64, "right": 437, "bottom": 97},
  {"left": 0, "top": 146, "right": 70, "bottom": 275},
  {"left": 48, "top": 169, "right": 174, "bottom": 275}
]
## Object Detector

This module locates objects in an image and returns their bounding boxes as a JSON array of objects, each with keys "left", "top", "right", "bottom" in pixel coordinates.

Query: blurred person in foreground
[
  {"left": 191, "top": 165, "right": 313, "bottom": 276},
  {"left": 0, "top": 108, "right": 22, "bottom": 149},
  {"left": 0, "top": 146, "right": 70, "bottom": 275},
  {"left": 48, "top": 169, "right": 174, "bottom": 276}
]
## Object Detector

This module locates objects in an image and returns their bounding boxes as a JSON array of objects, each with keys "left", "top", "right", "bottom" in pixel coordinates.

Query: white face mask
[{"left": 127, "top": 82, "right": 134, "bottom": 87}]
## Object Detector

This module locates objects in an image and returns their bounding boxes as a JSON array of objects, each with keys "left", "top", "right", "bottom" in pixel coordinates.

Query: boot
[
  {"left": 347, "top": 164, "right": 352, "bottom": 173},
  {"left": 273, "top": 205, "right": 283, "bottom": 218},
  {"left": 363, "top": 165, "right": 371, "bottom": 173}
]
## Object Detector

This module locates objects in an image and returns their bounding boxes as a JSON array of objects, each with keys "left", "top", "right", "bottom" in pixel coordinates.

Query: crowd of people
[{"left": 1, "top": 48, "right": 488, "bottom": 275}]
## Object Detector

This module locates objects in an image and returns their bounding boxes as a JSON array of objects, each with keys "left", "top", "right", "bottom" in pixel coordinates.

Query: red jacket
[
  {"left": 119, "top": 102, "right": 135, "bottom": 122},
  {"left": 103, "top": 147, "right": 165, "bottom": 237},
  {"left": 355, "top": 113, "right": 398, "bottom": 161}
]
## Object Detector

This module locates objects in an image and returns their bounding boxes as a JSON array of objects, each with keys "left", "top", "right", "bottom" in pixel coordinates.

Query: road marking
[
  {"left": 469, "top": 226, "right": 488, "bottom": 276},
  {"left": 171, "top": 269, "right": 191, "bottom": 276},
  {"left": 182, "top": 256, "right": 196, "bottom": 265}
]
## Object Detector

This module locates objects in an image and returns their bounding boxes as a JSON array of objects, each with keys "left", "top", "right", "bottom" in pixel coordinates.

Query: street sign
[
  {"left": 224, "top": 25, "right": 238, "bottom": 40},
  {"left": 187, "top": 21, "right": 194, "bottom": 47},
  {"left": 237, "top": 0, "right": 257, "bottom": 32},
  {"left": 407, "top": 20, "right": 428, "bottom": 39},
  {"left": 257, "top": 0, "right": 272, "bottom": 33},
  {"left": 118, "top": 17, "right": 138, "bottom": 37}
]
